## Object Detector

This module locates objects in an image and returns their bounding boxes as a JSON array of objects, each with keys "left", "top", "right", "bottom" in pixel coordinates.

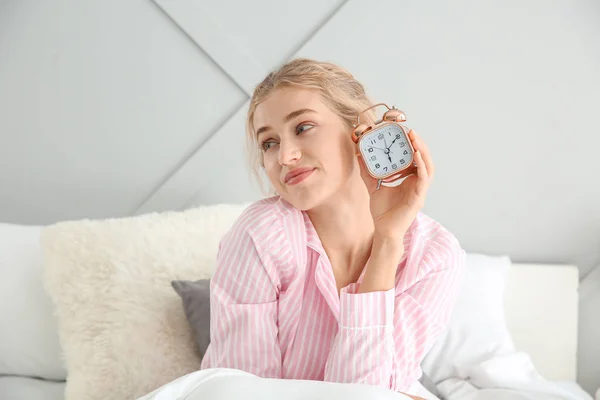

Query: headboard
[{"left": 504, "top": 263, "right": 579, "bottom": 382}]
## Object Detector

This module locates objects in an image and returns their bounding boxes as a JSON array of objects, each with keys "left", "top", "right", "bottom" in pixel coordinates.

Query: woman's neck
[{"left": 306, "top": 176, "right": 375, "bottom": 274}]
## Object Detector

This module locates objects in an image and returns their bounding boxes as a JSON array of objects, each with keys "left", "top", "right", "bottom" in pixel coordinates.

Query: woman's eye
[
  {"left": 261, "top": 140, "right": 277, "bottom": 151},
  {"left": 296, "top": 123, "right": 314, "bottom": 134}
]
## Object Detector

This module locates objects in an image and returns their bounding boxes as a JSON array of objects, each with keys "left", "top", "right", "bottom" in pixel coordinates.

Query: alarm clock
[{"left": 351, "top": 103, "right": 417, "bottom": 190}]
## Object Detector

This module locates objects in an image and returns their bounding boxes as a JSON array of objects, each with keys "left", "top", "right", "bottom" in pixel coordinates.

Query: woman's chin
[
  {"left": 281, "top": 187, "right": 325, "bottom": 211},
  {"left": 277, "top": 173, "right": 340, "bottom": 211}
]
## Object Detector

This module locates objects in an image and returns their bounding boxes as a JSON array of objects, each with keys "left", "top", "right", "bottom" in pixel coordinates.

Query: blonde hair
[{"left": 245, "top": 57, "right": 377, "bottom": 195}]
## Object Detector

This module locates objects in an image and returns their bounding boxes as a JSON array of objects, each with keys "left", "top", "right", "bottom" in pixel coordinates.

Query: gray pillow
[{"left": 171, "top": 279, "right": 211, "bottom": 359}]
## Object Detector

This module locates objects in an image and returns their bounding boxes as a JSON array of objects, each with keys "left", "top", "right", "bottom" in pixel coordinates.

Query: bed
[{"left": 1, "top": 261, "right": 592, "bottom": 400}]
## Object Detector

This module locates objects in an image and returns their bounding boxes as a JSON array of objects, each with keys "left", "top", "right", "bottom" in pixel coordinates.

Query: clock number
[
  {"left": 370, "top": 139, "right": 377, "bottom": 144},
  {"left": 400, "top": 142, "right": 406, "bottom": 147},
  {"left": 375, "top": 163, "right": 380, "bottom": 169},
  {"left": 403, "top": 150, "right": 408, "bottom": 155},
  {"left": 370, "top": 155, "right": 376, "bottom": 161},
  {"left": 399, "top": 159, "right": 405, "bottom": 165},
  {"left": 377, "top": 133, "right": 384, "bottom": 140},
  {"left": 383, "top": 166, "right": 388, "bottom": 172},
  {"left": 368, "top": 147, "right": 373, "bottom": 153},
  {"left": 396, "top": 134, "right": 401, "bottom": 139},
  {"left": 392, "top": 163, "right": 398, "bottom": 169}
]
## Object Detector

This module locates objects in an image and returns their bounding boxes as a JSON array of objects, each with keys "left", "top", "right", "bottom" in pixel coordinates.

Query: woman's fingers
[
  {"left": 408, "top": 130, "right": 434, "bottom": 200},
  {"left": 409, "top": 130, "right": 435, "bottom": 180},
  {"left": 357, "top": 154, "right": 378, "bottom": 194},
  {"left": 414, "top": 150, "right": 430, "bottom": 197}
]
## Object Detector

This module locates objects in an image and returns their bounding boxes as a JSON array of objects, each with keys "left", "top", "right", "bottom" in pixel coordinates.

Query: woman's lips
[{"left": 284, "top": 168, "right": 316, "bottom": 185}]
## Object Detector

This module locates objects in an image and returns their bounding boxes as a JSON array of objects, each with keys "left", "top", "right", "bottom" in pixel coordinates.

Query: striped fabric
[{"left": 200, "top": 195, "right": 466, "bottom": 392}]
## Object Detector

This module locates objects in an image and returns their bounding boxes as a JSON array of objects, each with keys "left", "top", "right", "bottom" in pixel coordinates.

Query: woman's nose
[{"left": 278, "top": 138, "right": 302, "bottom": 165}]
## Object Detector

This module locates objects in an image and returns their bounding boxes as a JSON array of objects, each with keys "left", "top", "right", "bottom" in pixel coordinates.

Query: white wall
[
  {"left": 1, "top": 0, "right": 599, "bottom": 394},
  {"left": 0, "top": 0, "right": 248, "bottom": 223}
]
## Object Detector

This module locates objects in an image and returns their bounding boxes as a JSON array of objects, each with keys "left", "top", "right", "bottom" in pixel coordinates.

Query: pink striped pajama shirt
[{"left": 200, "top": 195, "right": 466, "bottom": 392}]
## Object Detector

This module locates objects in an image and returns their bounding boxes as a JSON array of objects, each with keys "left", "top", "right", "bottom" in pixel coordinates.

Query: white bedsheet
[
  {"left": 136, "top": 364, "right": 593, "bottom": 400},
  {"left": 554, "top": 381, "right": 597, "bottom": 400},
  {"left": 436, "top": 381, "right": 592, "bottom": 400},
  {"left": 436, "top": 352, "right": 593, "bottom": 400},
  {"left": 136, "top": 368, "right": 433, "bottom": 400}
]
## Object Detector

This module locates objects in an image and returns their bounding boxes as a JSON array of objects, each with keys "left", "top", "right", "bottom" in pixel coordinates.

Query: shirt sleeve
[
  {"left": 199, "top": 221, "right": 282, "bottom": 378},
  {"left": 323, "top": 238, "right": 466, "bottom": 392}
]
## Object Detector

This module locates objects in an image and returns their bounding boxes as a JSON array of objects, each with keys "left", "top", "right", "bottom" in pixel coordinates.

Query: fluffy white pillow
[
  {"left": 421, "top": 253, "right": 516, "bottom": 383},
  {"left": 41, "top": 204, "right": 249, "bottom": 400},
  {"left": 0, "top": 223, "right": 66, "bottom": 380}
]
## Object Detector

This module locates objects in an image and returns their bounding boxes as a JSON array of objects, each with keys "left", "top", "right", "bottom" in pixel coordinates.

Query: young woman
[{"left": 199, "top": 58, "right": 466, "bottom": 399}]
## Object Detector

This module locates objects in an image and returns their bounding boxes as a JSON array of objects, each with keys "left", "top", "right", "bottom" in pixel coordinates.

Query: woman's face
[{"left": 253, "top": 86, "right": 359, "bottom": 210}]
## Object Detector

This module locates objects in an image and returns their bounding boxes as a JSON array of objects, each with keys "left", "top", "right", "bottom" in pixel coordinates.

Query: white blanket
[
  {"left": 137, "top": 359, "right": 593, "bottom": 400},
  {"left": 136, "top": 368, "right": 428, "bottom": 400}
]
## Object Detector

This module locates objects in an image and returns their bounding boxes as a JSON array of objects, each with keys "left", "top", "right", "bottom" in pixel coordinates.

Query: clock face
[{"left": 359, "top": 123, "right": 413, "bottom": 178}]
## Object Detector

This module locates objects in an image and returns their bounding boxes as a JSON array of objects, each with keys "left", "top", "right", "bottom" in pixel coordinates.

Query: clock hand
[
  {"left": 381, "top": 138, "right": 393, "bottom": 162},
  {"left": 367, "top": 145, "right": 386, "bottom": 152}
]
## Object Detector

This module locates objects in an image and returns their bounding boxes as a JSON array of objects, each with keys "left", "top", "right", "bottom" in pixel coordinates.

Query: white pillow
[
  {"left": 421, "top": 253, "right": 516, "bottom": 383},
  {"left": 41, "top": 203, "right": 249, "bottom": 400},
  {"left": 0, "top": 223, "right": 66, "bottom": 380}
]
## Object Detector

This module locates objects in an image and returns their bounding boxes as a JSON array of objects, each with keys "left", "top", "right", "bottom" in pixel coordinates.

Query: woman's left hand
[{"left": 358, "top": 130, "right": 435, "bottom": 241}]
